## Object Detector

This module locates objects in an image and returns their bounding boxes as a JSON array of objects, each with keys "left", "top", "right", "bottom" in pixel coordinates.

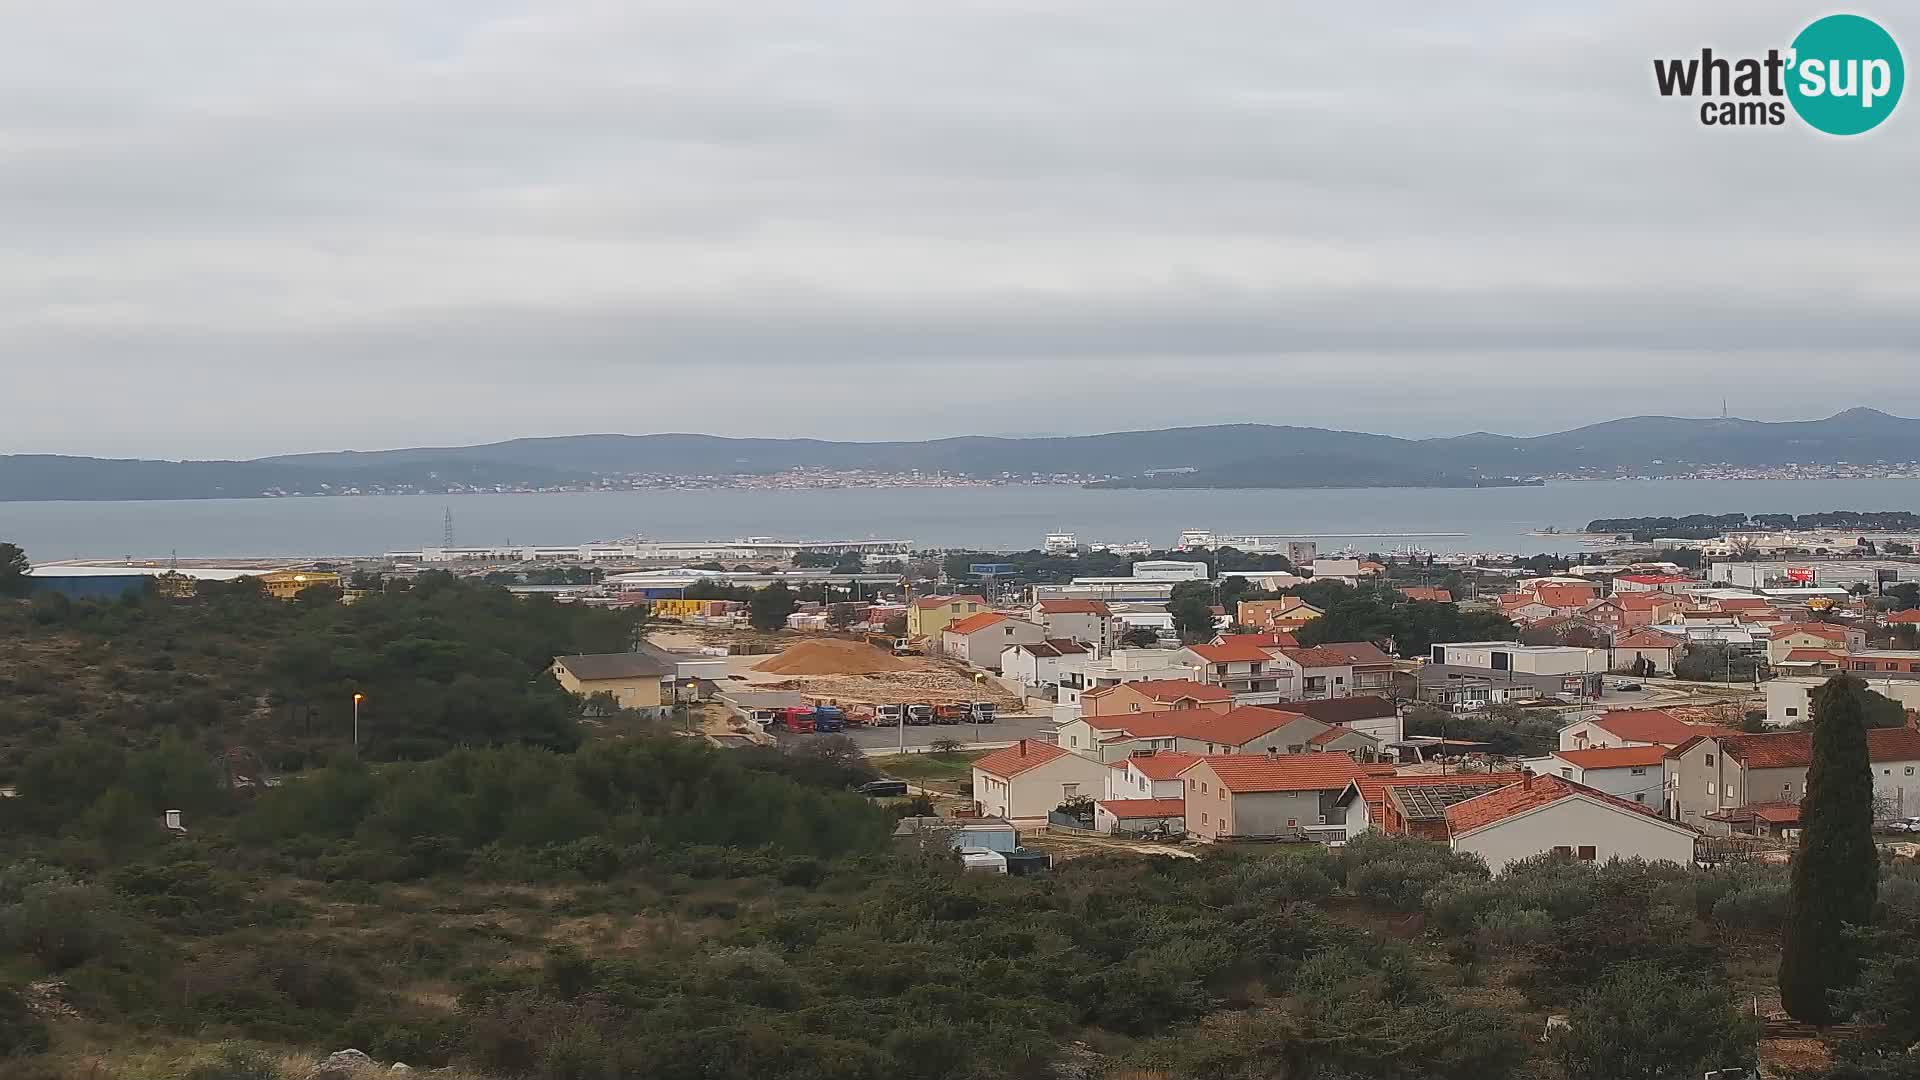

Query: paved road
[{"left": 772, "top": 713, "right": 1056, "bottom": 753}]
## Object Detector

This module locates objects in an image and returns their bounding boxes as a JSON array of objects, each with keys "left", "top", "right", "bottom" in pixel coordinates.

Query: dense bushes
[{"left": 239, "top": 738, "right": 895, "bottom": 874}]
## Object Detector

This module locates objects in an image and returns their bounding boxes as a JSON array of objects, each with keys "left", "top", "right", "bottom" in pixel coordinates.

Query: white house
[
  {"left": 1767, "top": 675, "right": 1920, "bottom": 727},
  {"left": 1103, "top": 750, "right": 1203, "bottom": 801},
  {"left": 1519, "top": 745, "right": 1668, "bottom": 808},
  {"left": 1430, "top": 641, "right": 1605, "bottom": 677},
  {"left": 942, "top": 612, "right": 1046, "bottom": 671},
  {"left": 1031, "top": 599, "right": 1117, "bottom": 651},
  {"left": 971, "top": 740, "right": 1114, "bottom": 819},
  {"left": 1443, "top": 774, "right": 1700, "bottom": 874},
  {"left": 1000, "top": 639, "right": 1090, "bottom": 689}
]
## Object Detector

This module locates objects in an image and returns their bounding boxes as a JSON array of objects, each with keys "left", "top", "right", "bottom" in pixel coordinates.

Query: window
[
  {"left": 1786, "top": 707, "right": 1799, "bottom": 717},
  {"left": 1069, "top": 735, "right": 1078, "bottom": 747},
  {"left": 1635, "top": 793, "right": 1646, "bottom": 803},
  {"left": 1559, "top": 768, "right": 1573, "bottom": 779},
  {"left": 1130, "top": 703, "right": 1141, "bottom": 712},
  {"left": 1552, "top": 845, "right": 1573, "bottom": 856},
  {"left": 1201, "top": 812, "right": 1209, "bottom": 825},
  {"left": 1707, "top": 781, "right": 1716, "bottom": 795},
  {"left": 1201, "top": 782, "right": 1208, "bottom": 794},
  {"left": 1286, "top": 818, "right": 1298, "bottom": 828},
  {"left": 1218, "top": 789, "right": 1225, "bottom": 801},
  {"left": 1062, "top": 784, "right": 1078, "bottom": 798},
  {"left": 1705, "top": 754, "right": 1715, "bottom": 766},
  {"left": 1630, "top": 767, "right": 1646, "bottom": 775},
  {"left": 1578, "top": 846, "right": 1597, "bottom": 861},
  {"left": 1908, "top": 767, "right": 1916, "bottom": 776}
]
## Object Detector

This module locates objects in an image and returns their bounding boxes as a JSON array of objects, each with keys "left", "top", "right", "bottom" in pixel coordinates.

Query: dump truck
[
  {"left": 906, "top": 703, "right": 936, "bottom": 726},
  {"left": 776, "top": 707, "right": 817, "bottom": 734},
  {"left": 812, "top": 705, "right": 846, "bottom": 733},
  {"left": 969, "top": 702, "right": 997, "bottom": 724},
  {"left": 874, "top": 704, "right": 905, "bottom": 726},
  {"left": 933, "top": 703, "right": 968, "bottom": 725}
]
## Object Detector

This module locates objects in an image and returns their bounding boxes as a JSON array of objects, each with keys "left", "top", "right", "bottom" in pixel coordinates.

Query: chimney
[
  {"left": 1266, "top": 747, "right": 1278, "bottom": 760},
  {"left": 1019, "top": 740, "right": 1028, "bottom": 757}
]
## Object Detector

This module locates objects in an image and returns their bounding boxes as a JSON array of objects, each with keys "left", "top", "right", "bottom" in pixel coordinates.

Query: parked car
[
  {"left": 1611, "top": 680, "right": 1643, "bottom": 692},
  {"left": 1896, "top": 817, "right": 1920, "bottom": 833},
  {"left": 857, "top": 779, "right": 909, "bottom": 797}
]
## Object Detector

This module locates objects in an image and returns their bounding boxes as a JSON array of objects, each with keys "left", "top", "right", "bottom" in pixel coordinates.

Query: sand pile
[{"left": 752, "top": 639, "right": 915, "bottom": 676}]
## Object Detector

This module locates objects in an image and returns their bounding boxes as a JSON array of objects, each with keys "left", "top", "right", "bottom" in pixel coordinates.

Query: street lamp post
[{"left": 352, "top": 692, "right": 364, "bottom": 755}]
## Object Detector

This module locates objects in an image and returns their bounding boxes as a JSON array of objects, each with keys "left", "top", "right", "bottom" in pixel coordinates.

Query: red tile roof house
[
  {"left": 1611, "top": 629, "right": 1685, "bottom": 675},
  {"left": 1272, "top": 642, "right": 1396, "bottom": 699},
  {"left": 941, "top": 612, "right": 1046, "bottom": 671},
  {"left": 1665, "top": 725, "right": 1920, "bottom": 828},
  {"left": 1888, "top": 610, "right": 1920, "bottom": 625},
  {"left": 1443, "top": 773, "right": 1700, "bottom": 873},
  {"left": 1059, "top": 706, "right": 1333, "bottom": 763},
  {"left": 1093, "top": 797, "right": 1188, "bottom": 836},
  {"left": 1335, "top": 771, "right": 1528, "bottom": 840},
  {"left": 1399, "top": 587, "right": 1454, "bottom": 603},
  {"left": 1104, "top": 749, "right": 1205, "bottom": 801},
  {"left": 1081, "top": 678, "right": 1230, "bottom": 718},
  {"left": 971, "top": 740, "right": 1115, "bottom": 820},
  {"left": 1526, "top": 745, "right": 1670, "bottom": 810},
  {"left": 1557, "top": 708, "right": 1736, "bottom": 752},
  {"left": 1030, "top": 599, "right": 1117, "bottom": 651},
  {"left": 1180, "top": 753, "right": 1364, "bottom": 842},
  {"left": 1178, "top": 640, "right": 1295, "bottom": 701}
]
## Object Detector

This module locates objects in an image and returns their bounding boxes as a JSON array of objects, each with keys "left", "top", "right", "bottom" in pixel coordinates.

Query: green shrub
[
  {"left": 178, "top": 1042, "right": 280, "bottom": 1080},
  {"left": 0, "top": 985, "right": 50, "bottom": 1058}
]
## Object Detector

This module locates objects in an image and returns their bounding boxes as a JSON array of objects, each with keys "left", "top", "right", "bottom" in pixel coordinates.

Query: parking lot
[{"left": 772, "top": 712, "right": 1057, "bottom": 753}]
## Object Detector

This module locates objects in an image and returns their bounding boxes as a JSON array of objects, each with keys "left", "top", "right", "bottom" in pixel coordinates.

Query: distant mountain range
[{"left": 5, "top": 408, "right": 1919, "bottom": 501}]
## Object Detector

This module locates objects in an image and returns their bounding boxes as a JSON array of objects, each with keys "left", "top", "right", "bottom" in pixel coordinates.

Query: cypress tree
[{"left": 1778, "top": 674, "right": 1880, "bottom": 1023}]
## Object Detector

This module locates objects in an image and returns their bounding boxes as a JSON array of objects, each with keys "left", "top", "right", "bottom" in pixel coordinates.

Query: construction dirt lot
[{"left": 652, "top": 630, "right": 1024, "bottom": 711}]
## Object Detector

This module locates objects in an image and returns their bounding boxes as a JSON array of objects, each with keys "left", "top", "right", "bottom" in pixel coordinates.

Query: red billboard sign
[{"left": 1786, "top": 567, "right": 1814, "bottom": 583}]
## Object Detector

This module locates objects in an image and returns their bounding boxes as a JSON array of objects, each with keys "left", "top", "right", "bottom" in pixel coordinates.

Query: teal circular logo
[{"left": 1787, "top": 14, "right": 1903, "bottom": 135}]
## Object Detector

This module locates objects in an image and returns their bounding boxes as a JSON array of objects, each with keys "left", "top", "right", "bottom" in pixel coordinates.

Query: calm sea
[{"left": 4, "top": 478, "right": 1920, "bottom": 561}]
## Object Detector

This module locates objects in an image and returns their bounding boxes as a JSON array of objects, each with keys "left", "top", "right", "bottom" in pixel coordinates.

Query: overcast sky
[{"left": 5, "top": 1, "right": 1918, "bottom": 458}]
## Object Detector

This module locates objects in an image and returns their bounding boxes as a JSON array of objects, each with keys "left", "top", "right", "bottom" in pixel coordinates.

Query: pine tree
[{"left": 1778, "top": 675, "right": 1880, "bottom": 1023}]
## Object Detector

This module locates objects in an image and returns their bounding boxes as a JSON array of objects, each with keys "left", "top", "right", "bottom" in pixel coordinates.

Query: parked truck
[
  {"left": 875, "top": 704, "right": 904, "bottom": 726},
  {"left": 970, "top": 702, "right": 997, "bottom": 724},
  {"left": 776, "top": 707, "right": 816, "bottom": 734},
  {"left": 906, "top": 703, "right": 936, "bottom": 726},
  {"left": 933, "top": 703, "right": 968, "bottom": 725},
  {"left": 812, "top": 705, "right": 846, "bottom": 733}
]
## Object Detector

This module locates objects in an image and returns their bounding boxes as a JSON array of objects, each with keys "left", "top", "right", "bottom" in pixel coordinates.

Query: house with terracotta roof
[
  {"left": 1059, "top": 705, "right": 1331, "bottom": 762},
  {"left": 1887, "top": 609, "right": 1920, "bottom": 625},
  {"left": 1260, "top": 695, "right": 1403, "bottom": 742},
  {"left": 971, "top": 739, "right": 1114, "bottom": 819},
  {"left": 1093, "top": 797, "right": 1187, "bottom": 836},
  {"left": 1557, "top": 708, "right": 1734, "bottom": 752},
  {"left": 1610, "top": 629, "right": 1685, "bottom": 675},
  {"left": 1178, "top": 640, "right": 1294, "bottom": 702},
  {"left": 1400, "top": 587, "right": 1453, "bottom": 603},
  {"left": 1666, "top": 724, "right": 1920, "bottom": 828},
  {"left": 1030, "top": 599, "right": 1117, "bottom": 651},
  {"left": 1444, "top": 774, "right": 1700, "bottom": 873},
  {"left": 1057, "top": 649, "right": 1205, "bottom": 708},
  {"left": 1844, "top": 649, "right": 1920, "bottom": 676},
  {"left": 1180, "top": 753, "right": 1363, "bottom": 841},
  {"left": 1766, "top": 622, "right": 1867, "bottom": 664},
  {"left": 1335, "top": 771, "right": 1528, "bottom": 840},
  {"left": 1776, "top": 647, "right": 1846, "bottom": 674},
  {"left": 1104, "top": 749, "right": 1204, "bottom": 801},
  {"left": 1081, "top": 678, "right": 1229, "bottom": 718},
  {"left": 906, "top": 594, "right": 989, "bottom": 639},
  {"left": 941, "top": 612, "right": 1044, "bottom": 670},
  {"left": 1308, "top": 725, "right": 1384, "bottom": 760},
  {"left": 1271, "top": 642, "right": 1396, "bottom": 700},
  {"left": 1000, "top": 638, "right": 1090, "bottom": 688},
  {"left": 1703, "top": 801, "right": 1800, "bottom": 839},
  {"left": 1236, "top": 597, "right": 1324, "bottom": 633},
  {"left": 1522, "top": 745, "right": 1669, "bottom": 807}
]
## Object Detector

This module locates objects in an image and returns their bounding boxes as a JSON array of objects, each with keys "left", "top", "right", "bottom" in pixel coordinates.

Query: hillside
[{"left": 5, "top": 408, "right": 1920, "bottom": 500}]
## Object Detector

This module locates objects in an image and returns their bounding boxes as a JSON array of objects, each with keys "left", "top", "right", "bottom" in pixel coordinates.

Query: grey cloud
[{"left": 1, "top": 1, "right": 1916, "bottom": 457}]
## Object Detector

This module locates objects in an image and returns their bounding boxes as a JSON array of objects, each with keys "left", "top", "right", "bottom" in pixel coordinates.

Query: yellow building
[
  {"left": 260, "top": 570, "right": 342, "bottom": 601},
  {"left": 550, "top": 650, "right": 677, "bottom": 717},
  {"left": 906, "top": 594, "right": 989, "bottom": 639}
]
